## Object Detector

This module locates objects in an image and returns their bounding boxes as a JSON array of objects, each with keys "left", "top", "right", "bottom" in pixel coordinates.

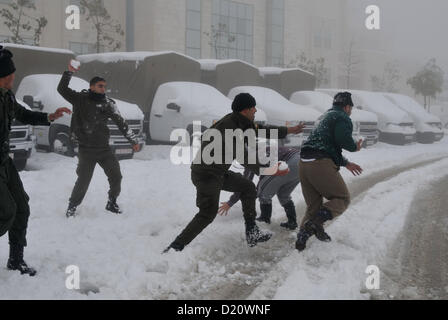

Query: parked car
[
  {"left": 383, "top": 93, "right": 444, "bottom": 143},
  {"left": 228, "top": 86, "right": 321, "bottom": 148},
  {"left": 319, "top": 89, "right": 416, "bottom": 145},
  {"left": 290, "top": 90, "right": 379, "bottom": 147},
  {"left": 16, "top": 74, "right": 145, "bottom": 159},
  {"left": 150, "top": 81, "right": 256, "bottom": 144},
  {"left": 9, "top": 99, "right": 36, "bottom": 171}
]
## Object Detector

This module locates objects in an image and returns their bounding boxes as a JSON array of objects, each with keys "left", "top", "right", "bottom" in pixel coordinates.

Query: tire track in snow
[
  {"left": 155, "top": 155, "right": 448, "bottom": 300},
  {"left": 372, "top": 174, "right": 448, "bottom": 300}
]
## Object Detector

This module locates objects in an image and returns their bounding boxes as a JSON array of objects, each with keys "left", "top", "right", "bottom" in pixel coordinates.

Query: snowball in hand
[
  {"left": 70, "top": 60, "right": 81, "bottom": 70},
  {"left": 279, "top": 161, "right": 289, "bottom": 171}
]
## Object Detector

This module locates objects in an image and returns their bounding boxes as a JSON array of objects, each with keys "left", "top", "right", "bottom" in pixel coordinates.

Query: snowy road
[
  {"left": 0, "top": 139, "right": 447, "bottom": 299},
  {"left": 375, "top": 174, "right": 448, "bottom": 300}
]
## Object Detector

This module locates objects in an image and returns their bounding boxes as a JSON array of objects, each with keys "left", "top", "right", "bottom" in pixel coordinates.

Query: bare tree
[
  {"left": 203, "top": 23, "right": 235, "bottom": 59},
  {"left": 341, "top": 39, "right": 361, "bottom": 89},
  {"left": 288, "top": 51, "right": 328, "bottom": 87},
  {"left": 0, "top": 0, "right": 48, "bottom": 46},
  {"left": 80, "top": 0, "right": 125, "bottom": 53}
]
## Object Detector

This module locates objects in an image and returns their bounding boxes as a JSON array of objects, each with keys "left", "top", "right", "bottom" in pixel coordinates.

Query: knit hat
[
  {"left": 232, "top": 93, "right": 256, "bottom": 113},
  {"left": 333, "top": 92, "right": 354, "bottom": 107},
  {"left": 0, "top": 46, "right": 16, "bottom": 78}
]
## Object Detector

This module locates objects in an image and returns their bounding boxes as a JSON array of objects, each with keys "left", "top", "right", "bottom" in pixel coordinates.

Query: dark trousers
[
  {"left": 69, "top": 147, "right": 122, "bottom": 207},
  {"left": 175, "top": 170, "right": 257, "bottom": 246},
  {"left": 0, "top": 158, "right": 30, "bottom": 247}
]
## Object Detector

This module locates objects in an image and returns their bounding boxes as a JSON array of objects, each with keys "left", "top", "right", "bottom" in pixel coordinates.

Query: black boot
[
  {"left": 245, "top": 223, "right": 272, "bottom": 247},
  {"left": 106, "top": 198, "right": 122, "bottom": 214},
  {"left": 256, "top": 203, "right": 272, "bottom": 224},
  {"left": 295, "top": 227, "right": 313, "bottom": 252},
  {"left": 305, "top": 208, "right": 333, "bottom": 242},
  {"left": 280, "top": 201, "right": 298, "bottom": 230},
  {"left": 162, "top": 241, "right": 185, "bottom": 254},
  {"left": 66, "top": 203, "right": 77, "bottom": 218},
  {"left": 7, "top": 244, "right": 37, "bottom": 277}
]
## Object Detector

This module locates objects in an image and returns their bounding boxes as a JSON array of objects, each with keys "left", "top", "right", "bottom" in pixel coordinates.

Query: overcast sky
[{"left": 347, "top": 0, "right": 448, "bottom": 73}]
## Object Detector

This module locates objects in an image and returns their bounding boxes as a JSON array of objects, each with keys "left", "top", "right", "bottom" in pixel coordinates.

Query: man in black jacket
[
  {"left": 0, "top": 46, "right": 70, "bottom": 276},
  {"left": 58, "top": 61, "right": 140, "bottom": 218},
  {"left": 164, "top": 93, "right": 304, "bottom": 252}
]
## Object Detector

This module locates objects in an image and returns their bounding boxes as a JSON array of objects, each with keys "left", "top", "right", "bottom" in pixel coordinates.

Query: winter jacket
[
  {"left": 191, "top": 112, "right": 288, "bottom": 176},
  {"left": 301, "top": 105, "right": 357, "bottom": 167},
  {"left": 57, "top": 71, "right": 138, "bottom": 149},
  {"left": 0, "top": 88, "right": 50, "bottom": 166}
]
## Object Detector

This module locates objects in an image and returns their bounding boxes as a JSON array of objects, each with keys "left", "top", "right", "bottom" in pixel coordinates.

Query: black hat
[
  {"left": 333, "top": 92, "right": 354, "bottom": 107},
  {"left": 0, "top": 46, "right": 16, "bottom": 78},
  {"left": 232, "top": 93, "right": 256, "bottom": 113}
]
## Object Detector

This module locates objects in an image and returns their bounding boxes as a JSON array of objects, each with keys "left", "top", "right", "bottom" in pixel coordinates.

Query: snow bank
[{"left": 259, "top": 67, "right": 313, "bottom": 77}]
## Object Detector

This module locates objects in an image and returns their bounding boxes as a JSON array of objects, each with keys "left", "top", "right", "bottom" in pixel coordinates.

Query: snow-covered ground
[{"left": 1, "top": 138, "right": 448, "bottom": 300}]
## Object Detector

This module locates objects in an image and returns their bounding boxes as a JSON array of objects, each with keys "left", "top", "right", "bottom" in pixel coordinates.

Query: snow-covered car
[
  {"left": 16, "top": 74, "right": 145, "bottom": 159},
  {"left": 319, "top": 89, "right": 416, "bottom": 145},
  {"left": 150, "top": 82, "right": 240, "bottom": 143},
  {"left": 383, "top": 93, "right": 444, "bottom": 143},
  {"left": 290, "top": 91, "right": 379, "bottom": 147},
  {"left": 8, "top": 99, "right": 37, "bottom": 171},
  {"left": 228, "top": 86, "right": 321, "bottom": 148}
]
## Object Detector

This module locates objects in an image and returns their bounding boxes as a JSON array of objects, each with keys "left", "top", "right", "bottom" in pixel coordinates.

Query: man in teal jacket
[{"left": 296, "top": 92, "right": 363, "bottom": 252}]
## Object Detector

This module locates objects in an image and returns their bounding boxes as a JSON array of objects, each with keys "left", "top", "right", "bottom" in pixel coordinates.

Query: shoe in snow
[
  {"left": 246, "top": 225, "right": 272, "bottom": 247},
  {"left": 295, "top": 227, "right": 313, "bottom": 252},
  {"left": 106, "top": 199, "right": 122, "bottom": 214},
  {"left": 7, "top": 259, "right": 37, "bottom": 277},
  {"left": 162, "top": 241, "right": 185, "bottom": 253},
  {"left": 280, "top": 220, "right": 298, "bottom": 230},
  {"left": 66, "top": 204, "right": 77, "bottom": 218}
]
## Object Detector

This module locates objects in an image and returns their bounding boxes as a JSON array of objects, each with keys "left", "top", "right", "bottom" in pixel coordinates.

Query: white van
[
  {"left": 9, "top": 99, "right": 36, "bottom": 171},
  {"left": 228, "top": 86, "right": 321, "bottom": 148},
  {"left": 149, "top": 82, "right": 268, "bottom": 143},
  {"left": 290, "top": 91, "right": 379, "bottom": 147},
  {"left": 383, "top": 93, "right": 444, "bottom": 143},
  {"left": 319, "top": 89, "right": 416, "bottom": 145},
  {"left": 16, "top": 74, "right": 145, "bottom": 159}
]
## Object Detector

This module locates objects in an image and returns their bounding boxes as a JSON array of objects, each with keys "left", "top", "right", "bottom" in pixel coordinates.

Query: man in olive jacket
[
  {"left": 296, "top": 92, "right": 363, "bottom": 252},
  {"left": 164, "top": 93, "right": 304, "bottom": 252},
  {"left": 58, "top": 61, "right": 140, "bottom": 218},
  {"left": 0, "top": 46, "right": 70, "bottom": 276}
]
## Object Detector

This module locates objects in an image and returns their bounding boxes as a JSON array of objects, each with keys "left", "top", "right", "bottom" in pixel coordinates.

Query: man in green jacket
[
  {"left": 296, "top": 92, "right": 363, "bottom": 252},
  {"left": 58, "top": 61, "right": 140, "bottom": 218},
  {"left": 0, "top": 46, "right": 70, "bottom": 276},
  {"left": 164, "top": 93, "right": 304, "bottom": 252}
]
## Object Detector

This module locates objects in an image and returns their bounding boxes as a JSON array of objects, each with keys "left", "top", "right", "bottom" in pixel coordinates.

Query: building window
[
  {"left": 186, "top": 0, "right": 201, "bottom": 58},
  {"left": 313, "top": 18, "right": 333, "bottom": 50},
  {"left": 266, "top": 0, "right": 284, "bottom": 67},
  {"left": 211, "top": 0, "right": 253, "bottom": 63}
]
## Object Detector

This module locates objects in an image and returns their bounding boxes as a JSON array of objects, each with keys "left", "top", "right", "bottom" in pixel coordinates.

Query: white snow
[
  {"left": 1, "top": 136, "right": 448, "bottom": 299},
  {"left": 198, "top": 59, "right": 258, "bottom": 71},
  {"left": 259, "top": 67, "right": 314, "bottom": 77},
  {"left": 290, "top": 91, "right": 378, "bottom": 123},
  {"left": 228, "top": 86, "right": 321, "bottom": 126},
  {"left": 1, "top": 43, "right": 74, "bottom": 55},
  {"left": 78, "top": 51, "right": 195, "bottom": 64}
]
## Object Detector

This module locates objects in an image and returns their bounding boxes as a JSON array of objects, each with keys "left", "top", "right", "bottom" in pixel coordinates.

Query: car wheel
[{"left": 52, "top": 133, "right": 76, "bottom": 157}]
